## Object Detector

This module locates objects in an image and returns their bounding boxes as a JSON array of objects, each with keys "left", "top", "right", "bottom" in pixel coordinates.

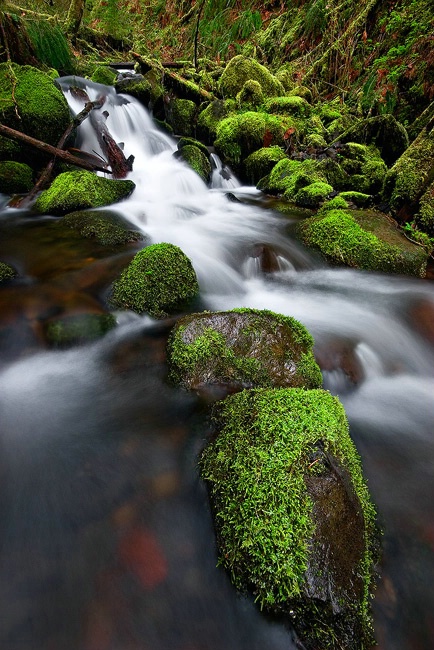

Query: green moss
[
  {"left": 219, "top": 55, "right": 285, "bottom": 99},
  {"left": 339, "top": 143, "right": 387, "bottom": 194},
  {"left": 62, "top": 210, "right": 144, "bottom": 246},
  {"left": 338, "top": 191, "right": 372, "bottom": 208},
  {"left": 0, "top": 161, "right": 33, "bottom": 194},
  {"left": 197, "top": 99, "right": 236, "bottom": 144},
  {"left": 318, "top": 196, "right": 349, "bottom": 212},
  {"left": 167, "top": 308, "right": 322, "bottom": 391},
  {"left": 200, "top": 387, "right": 377, "bottom": 645},
  {"left": 0, "top": 63, "right": 71, "bottom": 157},
  {"left": 0, "top": 261, "right": 17, "bottom": 283},
  {"left": 417, "top": 181, "right": 434, "bottom": 234},
  {"left": 214, "top": 111, "right": 287, "bottom": 168},
  {"left": 294, "top": 181, "right": 333, "bottom": 208},
  {"left": 338, "top": 114, "right": 408, "bottom": 166},
  {"left": 115, "top": 76, "right": 153, "bottom": 106},
  {"left": 244, "top": 146, "right": 287, "bottom": 185},
  {"left": 177, "top": 137, "right": 210, "bottom": 158},
  {"left": 166, "top": 98, "right": 197, "bottom": 137},
  {"left": 297, "top": 209, "right": 428, "bottom": 276},
  {"left": 236, "top": 79, "right": 264, "bottom": 109},
  {"left": 110, "top": 242, "right": 199, "bottom": 319},
  {"left": 264, "top": 95, "right": 312, "bottom": 118},
  {"left": 25, "top": 19, "right": 74, "bottom": 75},
  {"left": 45, "top": 313, "right": 116, "bottom": 348},
  {"left": 34, "top": 171, "right": 136, "bottom": 216},
  {"left": 176, "top": 144, "right": 211, "bottom": 183},
  {"left": 91, "top": 66, "right": 117, "bottom": 86}
]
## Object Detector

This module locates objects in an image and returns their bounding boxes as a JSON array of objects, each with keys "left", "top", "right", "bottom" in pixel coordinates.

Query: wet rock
[
  {"left": 407, "top": 298, "right": 434, "bottom": 346},
  {"left": 44, "top": 312, "right": 117, "bottom": 348},
  {"left": 167, "top": 308, "right": 322, "bottom": 393},
  {"left": 174, "top": 144, "right": 211, "bottom": 183},
  {"left": 201, "top": 387, "right": 379, "bottom": 650},
  {"left": 62, "top": 210, "right": 145, "bottom": 246}
]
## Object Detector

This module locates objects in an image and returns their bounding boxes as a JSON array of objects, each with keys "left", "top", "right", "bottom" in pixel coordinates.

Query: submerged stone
[
  {"left": 0, "top": 261, "right": 17, "bottom": 283},
  {"left": 167, "top": 308, "right": 322, "bottom": 392},
  {"left": 45, "top": 312, "right": 117, "bottom": 348},
  {"left": 110, "top": 243, "right": 199, "bottom": 319},
  {"left": 200, "top": 387, "right": 379, "bottom": 650},
  {"left": 34, "top": 171, "right": 136, "bottom": 215},
  {"left": 297, "top": 208, "right": 428, "bottom": 276},
  {"left": 62, "top": 210, "right": 145, "bottom": 246}
]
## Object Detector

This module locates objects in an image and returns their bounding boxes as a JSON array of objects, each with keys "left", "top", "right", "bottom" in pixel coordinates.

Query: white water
[{"left": 1, "top": 77, "right": 434, "bottom": 649}]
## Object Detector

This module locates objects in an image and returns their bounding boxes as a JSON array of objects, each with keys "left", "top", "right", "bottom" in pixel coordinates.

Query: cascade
[{"left": 0, "top": 77, "right": 433, "bottom": 649}]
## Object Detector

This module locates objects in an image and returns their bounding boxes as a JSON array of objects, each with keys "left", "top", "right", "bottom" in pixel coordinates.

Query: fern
[{"left": 25, "top": 19, "right": 74, "bottom": 74}]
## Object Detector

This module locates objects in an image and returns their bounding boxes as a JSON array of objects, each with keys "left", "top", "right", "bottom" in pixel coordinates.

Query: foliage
[{"left": 25, "top": 19, "right": 74, "bottom": 74}]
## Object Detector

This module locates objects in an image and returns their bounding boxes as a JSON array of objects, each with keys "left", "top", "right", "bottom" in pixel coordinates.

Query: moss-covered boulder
[
  {"left": 0, "top": 63, "right": 71, "bottom": 163},
  {"left": 165, "top": 98, "right": 197, "bottom": 137},
  {"left": 167, "top": 309, "right": 322, "bottom": 392},
  {"left": 214, "top": 111, "right": 287, "bottom": 170},
  {"left": 175, "top": 144, "right": 211, "bottom": 183},
  {"left": 236, "top": 79, "right": 264, "bottom": 109},
  {"left": 115, "top": 74, "right": 153, "bottom": 106},
  {"left": 110, "top": 243, "right": 199, "bottom": 319},
  {"left": 338, "top": 143, "right": 387, "bottom": 195},
  {"left": 45, "top": 312, "right": 116, "bottom": 348},
  {"left": 297, "top": 209, "right": 428, "bottom": 276},
  {"left": 260, "top": 158, "right": 326, "bottom": 199},
  {"left": 201, "top": 387, "right": 379, "bottom": 650},
  {"left": 0, "top": 261, "right": 17, "bottom": 283},
  {"left": 264, "top": 95, "right": 312, "bottom": 118},
  {"left": 219, "top": 55, "right": 285, "bottom": 99},
  {"left": 418, "top": 181, "right": 434, "bottom": 234},
  {"left": 294, "top": 181, "right": 333, "bottom": 208},
  {"left": 62, "top": 210, "right": 144, "bottom": 246},
  {"left": 91, "top": 65, "right": 117, "bottom": 86},
  {"left": 244, "top": 146, "right": 287, "bottom": 185},
  {"left": 338, "top": 114, "right": 408, "bottom": 166},
  {"left": 382, "top": 123, "right": 434, "bottom": 225},
  {"left": 0, "top": 161, "right": 33, "bottom": 194},
  {"left": 338, "top": 191, "right": 372, "bottom": 208},
  {"left": 34, "top": 171, "right": 136, "bottom": 215},
  {"left": 197, "top": 99, "right": 236, "bottom": 144}
]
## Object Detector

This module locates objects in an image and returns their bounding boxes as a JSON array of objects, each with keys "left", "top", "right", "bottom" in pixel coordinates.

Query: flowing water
[{"left": 0, "top": 78, "right": 433, "bottom": 650}]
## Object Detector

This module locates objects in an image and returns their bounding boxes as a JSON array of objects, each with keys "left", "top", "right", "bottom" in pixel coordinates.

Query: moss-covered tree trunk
[{"left": 65, "top": 0, "right": 84, "bottom": 35}]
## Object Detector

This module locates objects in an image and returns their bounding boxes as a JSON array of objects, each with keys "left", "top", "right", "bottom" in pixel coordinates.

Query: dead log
[
  {"left": 0, "top": 123, "right": 111, "bottom": 173},
  {"left": 89, "top": 108, "right": 134, "bottom": 179}
]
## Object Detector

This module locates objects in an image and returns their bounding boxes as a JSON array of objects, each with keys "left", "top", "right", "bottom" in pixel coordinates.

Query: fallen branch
[{"left": 0, "top": 122, "right": 111, "bottom": 173}]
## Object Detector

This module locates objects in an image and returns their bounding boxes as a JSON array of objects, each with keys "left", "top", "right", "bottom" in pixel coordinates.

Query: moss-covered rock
[
  {"left": 382, "top": 124, "right": 434, "bottom": 224},
  {"left": 338, "top": 114, "right": 409, "bottom": 166},
  {"left": 91, "top": 65, "right": 117, "bottom": 86},
  {"left": 165, "top": 98, "right": 197, "bottom": 137},
  {"left": 45, "top": 312, "right": 116, "bottom": 348},
  {"left": 0, "top": 63, "right": 71, "bottom": 163},
  {"left": 214, "top": 111, "right": 287, "bottom": 170},
  {"left": 34, "top": 171, "right": 136, "bottom": 216},
  {"left": 236, "top": 79, "right": 264, "bottom": 109},
  {"left": 175, "top": 144, "right": 211, "bottom": 183},
  {"left": 201, "top": 387, "right": 378, "bottom": 650},
  {"left": 167, "top": 309, "right": 322, "bottom": 392},
  {"left": 219, "top": 55, "right": 285, "bottom": 99},
  {"left": 244, "top": 146, "right": 287, "bottom": 185},
  {"left": 110, "top": 243, "right": 199, "bottom": 318},
  {"left": 294, "top": 181, "right": 333, "bottom": 208},
  {"left": 0, "top": 161, "right": 33, "bottom": 194},
  {"left": 319, "top": 196, "right": 350, "bottom": 212},
  {"left": 338, "top": 143, "right": 387, "bottom": 194},
  {"left": 0, "top": 261, "right": 17, "bottom": 283},
  {"left": 417, "top": 181, "right": 434, "bottom": 234},
  {"left": 297, "top": 209, "right": 428, "bottom": 276},
  {"left": 197, "top": 99, "right": 236, "bottom": 144},
  {"left": 177, "top": 137, "right": 210, "bottom": 158},
  {"left": 62, "top": 210, "right": 144, "bottom": 246},
  {"left": 338, "top": 191, "right": 372, "bottom": 208},
  {"left": 264, "top": 95, "right": 312, "bottom": 118},
  {"left": 115, "top": 75, "right": 153, "bottom": 106}
]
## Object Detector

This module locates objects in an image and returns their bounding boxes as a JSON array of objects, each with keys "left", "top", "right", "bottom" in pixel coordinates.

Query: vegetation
[{"left": 110, "top": 243, "right": 199, "bottom": 319}]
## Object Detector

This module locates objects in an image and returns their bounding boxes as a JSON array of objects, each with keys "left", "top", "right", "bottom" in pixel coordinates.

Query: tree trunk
[{"left": 65, "top": 0, "right": 85, "bottom": 35}]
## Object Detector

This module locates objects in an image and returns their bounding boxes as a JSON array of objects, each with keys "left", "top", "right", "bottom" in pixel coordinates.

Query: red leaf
[{"left": 263, "top": 130, "right": 273, "bottom": 148}]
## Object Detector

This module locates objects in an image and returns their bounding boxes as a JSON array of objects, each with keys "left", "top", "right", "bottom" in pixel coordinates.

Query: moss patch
[
  {"left": 175, "top": 144, "right": 211, "bottom": 183},
  {"left": 0, "top": 261, "right": 17, "bottom": 283},
  {"left": 0, "top": 161, "right": 33, "bottom": 194},
  {"left": 62, "top": 210, "right": 144, "bottom": 246},
  {"left": 264, "top": 95, "right": 312, "bottom": 118},
  {"left": 45, "top": 313, "right": 116, "bottom": 348},
  {"left": 201, "top": 387, "right": 378, "bottom": 648},
  {"left": 34, "top": 171, "right": 136, "bottom": 216},
  {"left": 297, "top": 209, "right": 428, "bottom": 276},
  {"left": 219, "top": 55, "right": 285, "bottom": 99},
  {"left": 244, "top": 146, "right": 287, "bottom": 185},
  {"left": 294, "top": 181, "right": 333, "bottom": 208},
  {"left": 110, "top": 242, "right": 199, "bottom": 318}
]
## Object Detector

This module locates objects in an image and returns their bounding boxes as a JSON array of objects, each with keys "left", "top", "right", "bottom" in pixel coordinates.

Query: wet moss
[
  {"left": 167, "top": 308, "right": 322, "bottom": 391},
  {"left": 297, "top": 209, "right": 428, "bottom": 276},
  {"left": 176, "top": 144, "right": 211, "bottom": 183},
  {"left": 0, "top": 161, "right": 33, "bottom": 194},
  {"left": 197, "top": 99, "right": 236, "bottom": 144},
  {"left": 115, "top": 76, "right": 153, "bottom": 106},
  {"left": 219, "top": 55, "right": 285, "bottom": 99},
  {"left": 200, "top": 387, "right": 378, "bottom": 648},
  {"left": 110, "top": 242, "right": 199, "bottom": 319},
  {"left": 166, "top": 98, "right": 197, "bottom": 137},
  {"left": 318, "top": 196, "right": 350, "bottom": 212},
  {"left": 264, "top": 95, "right": 312, "bottom": 118},
  {"left": 339, "top": 143, "right": 387, "bottom": 194},
  {"left": 338, "top": 191, "right": 372, "bottom": 208},
  {"left": 62, "top": 210, "right": 145, "bottom": 246},
  {"left": 338, "top": 114, "right": 408, "bottom": 166},
  {"left": 294, "top": 181, "right": 333, "bottom": 208},
  {"left": 0, "top": 261, "right": 17, "bottom": 283},
  {"left": 34, "top": 171, "right": 136, "bottom": 216},
  {"left": 417, "top": 181, "right": 434, "bottom": 234},
  {"left": 236, "top": 79, "right": 264, "bottom": 109},
  {"left": 91, "top": 66, "right": 117, "bottom": 85},
  {"left": 244, "top": 146, "right": 287, "bottom": 185}
]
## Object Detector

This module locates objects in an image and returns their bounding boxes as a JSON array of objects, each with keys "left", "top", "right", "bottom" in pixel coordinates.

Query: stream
[{"left": 0, "top": 78, "right": 433, "bottom": 650}]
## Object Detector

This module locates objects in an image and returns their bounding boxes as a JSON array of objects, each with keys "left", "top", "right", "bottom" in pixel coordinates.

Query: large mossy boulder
[
  {"left": 197, "top": 99, "right": 236, "bottom": 144},
  {"left": 174, "top": 141, "right": 211, "bottom": 183},
  {"left": 33, "top": 171, "right": 136, "bottom": 215},
  {"left": 214, "top": 111, "right": 287, "bottom": 170},
  {"left": 218, "top": 55, "right": 285, "bottom": 99},
  {"left": 165, "top": 98, "right": 197, "bottom": 137},
  {"left": 62, "top": 210, "right": 144, "bottom": 246},
  {"left": 337, "top": 143, "right": 387, "bottom": 195},
  {"left": 244, "top": 146, "right": 287, "bottom": 185},
  {"left": 0, "top": 63, "right": 71, "bottom": 163},
  {"left": 297, "top": 208, "right": 428, "bottom": 276},
  {"left": 264, "top": 95, "right": 312, "bottom": 118},
  {"left": 0, "top": 161, "right": 33, "bottom": 194},
  {"left": 338, "top": 114, "right": 409, "bottom": 166},
  {"left": 110, "top": 243, "right": 199, "bottom": 319},
  {"left": 200, "top": 387, "right": 379, "bottom": 650},
  {"left": 382, "top": 123, "right": 434, "bottom": 226},
  {"left": 167, "top": 309, "right": 322, "bottom": 392}
]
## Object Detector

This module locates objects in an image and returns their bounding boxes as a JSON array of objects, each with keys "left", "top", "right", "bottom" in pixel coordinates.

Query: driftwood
[
  {"left": 0, "top": 123, "right": 110, "bottom": 173},
  {"left": 89, "top": 108, "right": 134, "bottom": 179}
]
